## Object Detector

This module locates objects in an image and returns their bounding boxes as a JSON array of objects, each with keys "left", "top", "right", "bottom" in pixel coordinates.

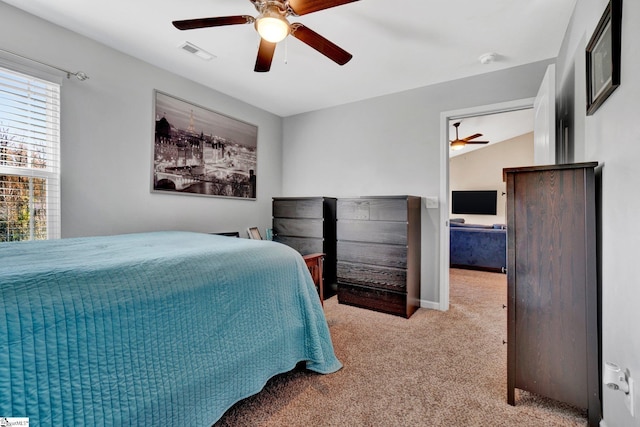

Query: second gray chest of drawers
[{"left": 336, "top": 195, "right": 421, "bottom": 318}]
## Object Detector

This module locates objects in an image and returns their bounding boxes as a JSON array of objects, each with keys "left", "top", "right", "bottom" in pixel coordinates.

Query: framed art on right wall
[{"left": 586, "top": 0, "right": 622, "bottom": 116}]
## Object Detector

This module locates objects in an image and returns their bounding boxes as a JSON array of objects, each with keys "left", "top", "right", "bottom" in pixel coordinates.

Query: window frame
[{"left": 0, "top": 58, "right": 62, "bottom": 241}]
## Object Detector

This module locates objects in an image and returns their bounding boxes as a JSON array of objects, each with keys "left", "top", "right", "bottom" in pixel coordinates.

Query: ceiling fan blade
[
  {"left": 462, "top": 133, "right": 483, "bottom": 141},
  {"left": 255, "top": 39, "right": 276, "bottom": 72},
  {"left": 465, "top": 141, "right": 490, "bottom": 144},
  {"left": 288, "top": 0, "right": 359, "bottom": 16},
  {"left": 172, "top": 16, "right": 254, "bottom": 30},
  {"left": 290, "top": 24, "right": 352, "bottom": 65}
]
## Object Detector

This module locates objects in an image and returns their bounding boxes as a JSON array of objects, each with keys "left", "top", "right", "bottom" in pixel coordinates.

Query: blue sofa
[{"left": 449, "top": 221, "right": 507, "bottom": 272}]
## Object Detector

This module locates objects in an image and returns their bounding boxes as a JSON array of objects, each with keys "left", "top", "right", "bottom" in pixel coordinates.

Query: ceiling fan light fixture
[
  {"left": 255, "top": 9, "right": 290, "bottom": 43},
  {"left": 450, "top": 140, "right": 466, "bottom": 150}
]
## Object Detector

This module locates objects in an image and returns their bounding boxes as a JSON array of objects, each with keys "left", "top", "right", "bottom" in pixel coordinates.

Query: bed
[{"left": 0, "top": 231, "right": 341, "bottom": 426}]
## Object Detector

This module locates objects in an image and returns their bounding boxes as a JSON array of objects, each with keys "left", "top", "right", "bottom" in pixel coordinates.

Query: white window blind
[{"left": 0, "top": 65, "right": 60, "bottom": 241}]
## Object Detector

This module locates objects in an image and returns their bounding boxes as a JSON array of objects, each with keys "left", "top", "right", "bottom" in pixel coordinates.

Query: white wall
[
  {"left": 449, "top": 132, "right": 534, "bottom": 225},
  {"left": 283, "top": 62, "right": 552, "bottom": 306},
  {"left": 558, "top": 1, "right": 640, "bottom": 425},
  {"left": 1, "top": 2, "right": 283, "bottom": 238}
]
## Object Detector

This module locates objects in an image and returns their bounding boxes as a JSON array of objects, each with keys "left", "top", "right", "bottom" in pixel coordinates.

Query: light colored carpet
[{"left": 214, "top": 268, "right": 588, "bottom": 426}]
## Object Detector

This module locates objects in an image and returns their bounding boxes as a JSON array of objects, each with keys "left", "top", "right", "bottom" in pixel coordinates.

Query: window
[{"left": 0, "top": 65, "right": 60, "bottom": 241}]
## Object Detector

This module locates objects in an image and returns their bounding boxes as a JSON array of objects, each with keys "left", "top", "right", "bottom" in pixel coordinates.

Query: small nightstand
[{"left": 303, "top": 253, "right": 325, "bottom": 307}]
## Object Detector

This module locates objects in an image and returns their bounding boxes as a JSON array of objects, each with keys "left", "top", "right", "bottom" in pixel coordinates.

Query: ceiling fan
[
  {"left": 450, "top": 122, "right": 489, "bottom": 151},
  {"left": 172, "top": 0, "right": 358, "bottom": 72}
]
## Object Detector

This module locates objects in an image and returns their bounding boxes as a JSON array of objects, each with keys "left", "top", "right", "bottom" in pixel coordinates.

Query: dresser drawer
[
  {"left": 273, "top": 218, "right": 323, "bottom": 238},
  {"left": 337, "top": 220, "right": 407, "bottom": 245},
  {"left": 273, "top": 199, "right": 323, "bottom": 218},
  {"left": 337, "top": 198, "right": 407, "bottom": 221},
  {"left": 337, "top": 241, "right": 407, "bottom": 269},
  {"left": 337, "top": 283, "right": 408, "bottom": 317},
  {"left": 337, "top": 261, "right": 406, "bottom": 291},
  {"left": 273, "top": 236, "right": 324, "bottom": 255}
]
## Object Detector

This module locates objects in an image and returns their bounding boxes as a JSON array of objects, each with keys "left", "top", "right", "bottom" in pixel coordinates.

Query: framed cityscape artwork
[{"left": 152, "top": 90, "right": 258, "bottom": 199}]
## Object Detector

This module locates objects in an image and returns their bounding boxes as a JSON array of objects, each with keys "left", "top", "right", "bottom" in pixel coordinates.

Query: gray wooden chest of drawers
[
  {"left": 272, "top": 197, "right": 337, "bottom": 296},
  {"left": 336, "top": 195, "right": 421, "bottom": 318}
]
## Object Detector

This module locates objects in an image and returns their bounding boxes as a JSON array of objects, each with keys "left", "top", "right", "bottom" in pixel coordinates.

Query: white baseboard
[{"left": 420, "top": 299, "right": 442, "bottom": 311}]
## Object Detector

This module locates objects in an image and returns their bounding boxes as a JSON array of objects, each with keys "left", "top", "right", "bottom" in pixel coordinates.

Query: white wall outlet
[
  {"left": 425, "top": 197, "right": 438, "bottom": 209},
  {"left": 625, "top": 377, "right": 635, "bottom": 417}
]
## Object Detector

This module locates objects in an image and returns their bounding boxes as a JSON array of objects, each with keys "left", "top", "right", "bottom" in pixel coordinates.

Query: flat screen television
[{"left": 451, "top": 190, "right": 497, "bottom": 215}]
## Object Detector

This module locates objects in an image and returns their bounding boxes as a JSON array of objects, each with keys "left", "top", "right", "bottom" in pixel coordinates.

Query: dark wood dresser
[
  {"left": 272, "top": 197, "right": 337, "bottom": 296},
  {"left": 504, "top": 163, "right": 600, "bottom": 426},
  {"left": 336, "top": 195, "right": 421, "bottom": 318}
]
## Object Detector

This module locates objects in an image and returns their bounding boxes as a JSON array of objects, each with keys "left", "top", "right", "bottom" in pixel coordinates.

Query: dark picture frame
[
  {"left": 586, "top": 0, "right": 622, "bottom": 116},
  {"left": 152, "top": 90, "right": 258, "bottom": 199}
]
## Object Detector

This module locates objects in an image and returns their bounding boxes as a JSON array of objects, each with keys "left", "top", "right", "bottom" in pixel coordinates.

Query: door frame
[{"left": 438, "top": 97, "right": 535, "bottom": 311}]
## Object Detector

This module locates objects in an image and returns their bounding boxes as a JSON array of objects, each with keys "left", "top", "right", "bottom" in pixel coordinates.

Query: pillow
[{"left": 450, "top": 222, "right": 493, "bottom": 229}]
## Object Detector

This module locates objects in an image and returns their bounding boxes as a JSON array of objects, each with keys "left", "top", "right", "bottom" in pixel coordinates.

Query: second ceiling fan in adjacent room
[{"left": 450, "top": 122, "right": 489, "bottom": 151}]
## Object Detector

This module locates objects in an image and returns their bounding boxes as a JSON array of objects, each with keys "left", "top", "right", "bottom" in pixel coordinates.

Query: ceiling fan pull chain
[{"left": 284, "top": 37, "right": 288, "bottom": 65}]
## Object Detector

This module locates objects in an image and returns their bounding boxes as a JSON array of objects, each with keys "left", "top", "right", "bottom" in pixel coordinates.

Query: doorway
[{"left": 438, "top": 98, "right": 535, "bottom": 311}]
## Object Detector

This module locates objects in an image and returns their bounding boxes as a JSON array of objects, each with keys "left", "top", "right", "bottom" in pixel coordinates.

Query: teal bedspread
[{"left": 0, "top": 231, "right": 341, "bottom": 426}]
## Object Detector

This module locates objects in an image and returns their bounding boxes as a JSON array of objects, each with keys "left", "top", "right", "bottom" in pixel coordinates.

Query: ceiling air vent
[{"left": 179, "top": 42, "right": 215, "bottom": 61}]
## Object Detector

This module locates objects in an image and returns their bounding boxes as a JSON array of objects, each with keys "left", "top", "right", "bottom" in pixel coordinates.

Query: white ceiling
[
  {"left": 4, "top": 0, "right": 576, "bottom": 118},
  {"left": 449, "top": 108, "right": 534, "bottom": 157}
]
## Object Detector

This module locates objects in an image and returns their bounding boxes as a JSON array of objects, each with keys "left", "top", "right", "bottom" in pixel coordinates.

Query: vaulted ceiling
[{"left": 449, "top": 109, "right": 534, "bottom": 157}]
